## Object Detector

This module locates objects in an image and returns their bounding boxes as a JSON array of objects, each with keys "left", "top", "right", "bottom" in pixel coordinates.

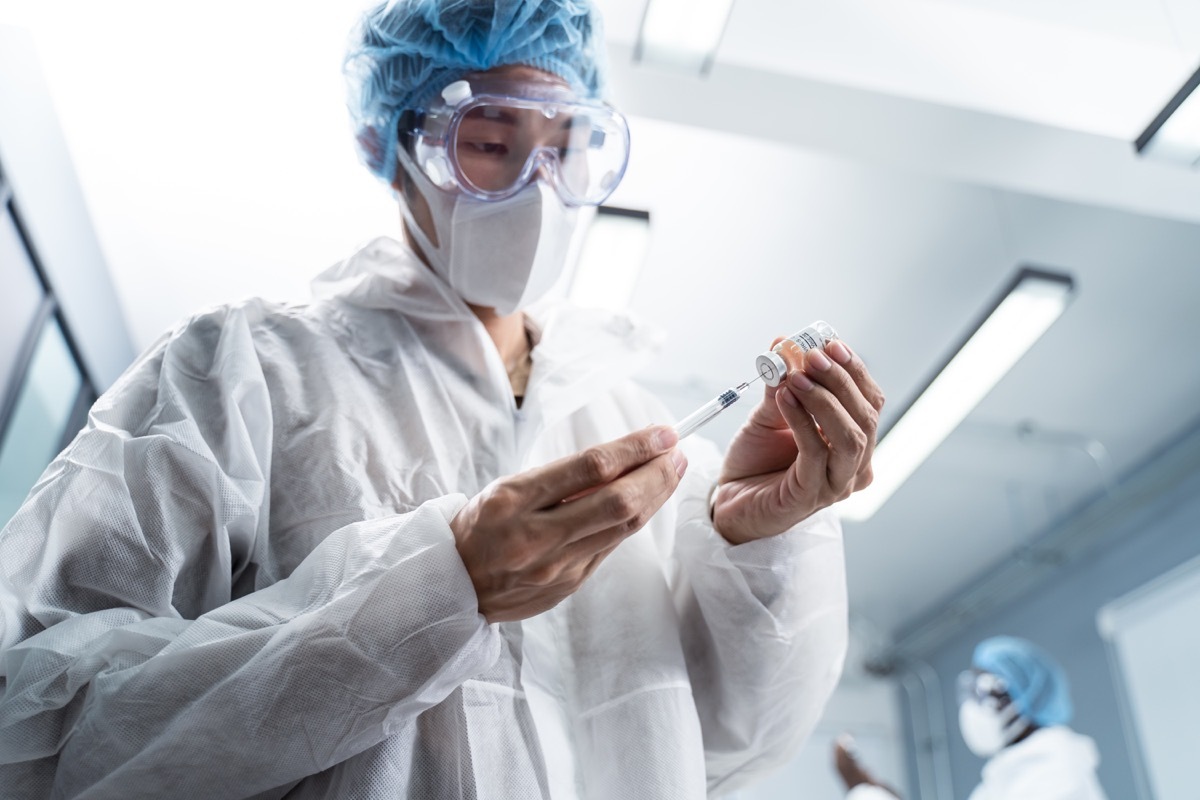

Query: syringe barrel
[
  {"left": 755, "top": 320, "right": 840, "bottom": 387},
  {"left": 674, "top": 396, "right": 728, "bottom": 440}
]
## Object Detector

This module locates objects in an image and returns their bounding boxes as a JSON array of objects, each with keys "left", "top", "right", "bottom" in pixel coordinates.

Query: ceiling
[{"left": 2, "top": 0, "right": 1199, "bottom": 644}]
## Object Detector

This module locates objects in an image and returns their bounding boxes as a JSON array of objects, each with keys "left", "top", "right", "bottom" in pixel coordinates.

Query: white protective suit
[
  {"left": 845, "top": 726, "right": 1107, "bottom": 800},
  {"left": 0, "top": 237, "right": 848, "bottom": 800}
]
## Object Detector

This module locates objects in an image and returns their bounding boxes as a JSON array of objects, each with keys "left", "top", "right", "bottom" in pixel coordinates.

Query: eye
[{"left": 467, "top": 142, "right": 508, "bottom": 155}]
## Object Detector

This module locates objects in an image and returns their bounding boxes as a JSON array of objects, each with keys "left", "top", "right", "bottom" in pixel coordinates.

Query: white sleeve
[
  {"left": 671, "top": 437, "right": 849, "bottom": 795},
  {"left": 0, "top": 310, "right": 499, "bottom": 798}
]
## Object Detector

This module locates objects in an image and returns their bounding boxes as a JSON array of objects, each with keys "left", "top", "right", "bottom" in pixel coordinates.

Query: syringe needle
[{"left": 730, "top": 374, "right": 764, "bottom": 396}]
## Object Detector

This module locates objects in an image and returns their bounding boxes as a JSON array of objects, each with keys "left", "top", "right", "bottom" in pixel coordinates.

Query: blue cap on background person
[{"left": 973, "top": 636, "right": 1074, "bottom": 727}]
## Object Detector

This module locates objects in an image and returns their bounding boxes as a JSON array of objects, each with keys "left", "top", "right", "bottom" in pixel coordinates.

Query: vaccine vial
[{"left": 755, "top": 321, "right": 839, "bottom": 387}]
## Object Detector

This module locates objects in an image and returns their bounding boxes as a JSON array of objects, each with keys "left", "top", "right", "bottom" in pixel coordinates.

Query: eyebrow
[
  {"left": 474, "top": 107, "right": 576, "bottom": 131},
  {"left": 478, "top": 108, "right": 519, "bottom": 125}
]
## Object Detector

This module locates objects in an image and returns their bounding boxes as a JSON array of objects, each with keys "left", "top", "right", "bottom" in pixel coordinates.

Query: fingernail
[
  {"left": 654, "top": 427, "right": 679, "bottom": 450},
  {"left": 809, "top": 349, "right": 833, "bottom": 371},
  {"left": 828, "top": 341, "right": 852, "bottom": 365},
  {"left": 671, "top": 449, "right": 688, "bottom": 477},
  {"left": 780, "top": 386, "right": 800, "bottom": 407},
  {"left": 790, "top": 370, "right": 815, "bottom": 392}
]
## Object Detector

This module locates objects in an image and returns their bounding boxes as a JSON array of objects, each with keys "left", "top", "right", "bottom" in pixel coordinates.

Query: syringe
[
  {"left": 673, "top": 375, "right": 763, "bottom": 439},
  {"left": 673, "top": 320, "right": 839, "bottom": 440}
]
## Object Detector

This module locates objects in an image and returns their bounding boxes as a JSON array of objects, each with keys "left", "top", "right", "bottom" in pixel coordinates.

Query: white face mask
[
  {"left": 398, "top": 151, "right": 581, "bottom": 316},
  {"left": 958, "top": 700, "right": 1026, "bottom": 758}
]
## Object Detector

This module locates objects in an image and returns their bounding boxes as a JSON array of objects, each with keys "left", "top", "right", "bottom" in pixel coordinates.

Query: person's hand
[
  {"left": 834, "top": 734, "right": 901, "bottom": 796},
  {"left": 834, "top": 735, "right": 870, "bottom": 790},
  {"left": 713, "top": 338, "right": 884, "bottom": 544},
  {"left": 451, "top": 426, "right": 688, "bottom": 623}
]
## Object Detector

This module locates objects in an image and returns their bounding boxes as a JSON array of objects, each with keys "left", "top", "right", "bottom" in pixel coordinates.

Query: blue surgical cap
[
  {"left": 973, "top": 636, "right": 1073, "bottom": 727},
  {"left": 345, "top": 0, "right": 608, "bottom": 183}
]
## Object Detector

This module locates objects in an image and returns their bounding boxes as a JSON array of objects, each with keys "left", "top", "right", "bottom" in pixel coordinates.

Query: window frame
[{"left": 0, "top": 171, "right": 97, "bottom": 454}]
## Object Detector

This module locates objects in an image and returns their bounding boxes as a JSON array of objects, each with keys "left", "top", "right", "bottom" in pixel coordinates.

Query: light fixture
[
  {"left": 1135, "top": 64, "right": 1200, "bottom": 168},
  {"left": 838, "top": 268, "right": 1075, "bottom": 522},
  {"left": 634, "top": 0, "right": 736, "bottom": 74},
  {"left": 567, "top": 206, "right": 650, "bottom": 312}
]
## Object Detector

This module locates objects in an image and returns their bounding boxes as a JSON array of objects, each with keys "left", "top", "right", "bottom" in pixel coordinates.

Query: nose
[{"left": 529, "top": 148, "right": 559, "bottom": 184}]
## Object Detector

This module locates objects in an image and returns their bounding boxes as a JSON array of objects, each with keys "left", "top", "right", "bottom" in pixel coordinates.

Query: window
[
  {"left": 0, "top": 182, "right": 94, "bottom": 526},
  {"left": 0, "top": 318, "right": 83, "bottom": 522},
  {"left": 0, "top": 205, "right": 45, "bottom": 392}
]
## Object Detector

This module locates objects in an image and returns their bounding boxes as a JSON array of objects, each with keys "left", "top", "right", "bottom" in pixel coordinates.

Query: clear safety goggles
[
  {"left": 400, "top": 76, "right": 630, "bottom": 206},
  {"left": 957, "top": 670, "right": 1010, "bottom": 709}
]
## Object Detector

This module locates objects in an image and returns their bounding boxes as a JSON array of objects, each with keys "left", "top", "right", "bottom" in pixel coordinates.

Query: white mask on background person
[
  {"left": 398, "top": 151, "right": 581, "bottom": 316},
  {"left": 958, "top": 699, "right": 1025, "bottom": 758}
]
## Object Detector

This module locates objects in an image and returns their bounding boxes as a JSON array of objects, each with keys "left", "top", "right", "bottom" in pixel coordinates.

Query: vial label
[{"left": 790, "top": 330, "right": 822, "bottom": 352}]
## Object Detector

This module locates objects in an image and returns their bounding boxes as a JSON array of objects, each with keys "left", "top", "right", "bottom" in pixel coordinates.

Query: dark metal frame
[
  {"left": 596, "top": 205, "right": 651, "bottom": 222},
  {"left": 0, "top": 172, "right": 97, "bottom": 453},
  {"left": 1135, "top": 63, "right": 1200, "bottom": 155},
  {"left": 878, "top": 266, "right": 1076, "bottom": 442}
]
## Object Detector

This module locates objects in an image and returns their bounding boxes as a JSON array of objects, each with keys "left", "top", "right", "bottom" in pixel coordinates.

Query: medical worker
[
  {"left": 835, "top": 636, "right": 1108, "bottom": 800},
  {"left": 0, "top": 1, "right": 885, "bottom": 798}
]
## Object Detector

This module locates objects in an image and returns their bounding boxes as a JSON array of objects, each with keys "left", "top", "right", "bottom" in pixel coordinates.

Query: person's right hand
[
  {"left": 834, "top": 734, "right": 902, "bottom": 797},
  {"left": 451, "top": 425, "right": 688, "bottom": 623}
]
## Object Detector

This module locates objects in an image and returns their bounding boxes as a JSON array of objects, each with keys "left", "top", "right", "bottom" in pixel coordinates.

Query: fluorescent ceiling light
[
  {"left": 838, "top": 268, "right": 1075, "bottom": 522},
  {"left": 568, "top": 207, "right": 650, "bottom": 312},
  {"left": 635, "top": 0, "right": 735, "bottom": 74},
  {"left": 1136, "top": 65, "right": 1200, "bottom": 168}
]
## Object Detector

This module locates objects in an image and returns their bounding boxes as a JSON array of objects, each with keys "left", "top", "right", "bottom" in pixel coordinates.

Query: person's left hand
[{"left": 713, "top": 338, "right": 885, "bottom": 544}]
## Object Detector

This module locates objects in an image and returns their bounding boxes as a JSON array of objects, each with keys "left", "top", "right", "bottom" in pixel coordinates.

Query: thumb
[{"left": 747, "top": 382, "right": 788, "bottom": 430}]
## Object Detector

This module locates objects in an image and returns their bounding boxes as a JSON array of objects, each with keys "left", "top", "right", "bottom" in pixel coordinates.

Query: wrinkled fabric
[
  {"left": 346, "top": 0, "right": 607, "bottom": 183},
  {"left": 0, "top": 237, "right": 847, "bottom": 799},
  {"left": 970, "top": 727, "right": 1109, "bottom": 800},
  {"left": 974, "top": 636, "right": 1072, "bottom": 727}
]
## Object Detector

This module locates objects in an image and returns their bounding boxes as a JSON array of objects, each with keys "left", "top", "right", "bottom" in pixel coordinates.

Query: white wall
[
  {"left": 1098, "top": 554, "right": 1200, "bottom": 800},
  {"left": 737, "top": 678, "right": 907, "bottom": 800}
]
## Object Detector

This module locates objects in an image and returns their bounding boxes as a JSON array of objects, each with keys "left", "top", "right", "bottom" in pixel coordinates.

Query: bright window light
[
  {"left": 568, "top": 207, "right": 650, "bottom": 312},
  {"left": 636, "top": 0, "right": 736, "bottom": 73},
  {"left": 1136, "top": 65, "right": 1200, "bottom": 168},
  {"left": 838, "top": 269, "right": 1074, "bottom": 522}
]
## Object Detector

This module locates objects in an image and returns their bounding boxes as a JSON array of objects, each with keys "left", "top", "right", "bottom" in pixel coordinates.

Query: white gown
[
  {"left": 0, "top": 237, "right": 848, "bottom": 800},
  {"left": 845, "top": 726, "right": 1108, "bottom": 800},
  {"left": 968, "top": 727, "right": 1108, "bottom": 800}
]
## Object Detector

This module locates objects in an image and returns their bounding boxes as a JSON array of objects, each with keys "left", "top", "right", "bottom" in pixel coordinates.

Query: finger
[
  {"left": 775, "top": 386, "right": 829, "bottom": 490},
  {"left": 807, "top": 345, "right": 881, "bottom": 487},
  {"left": 800, "top": 347, "right": 880, "bottom": 474},
  {"left": 787, "top": 374, "right": 867, "bottom": 493},
  {"left": 515, "top": 425, "right": 679, "bottom": 508},
  {"left": 749, "top": 339, "right": 803, "bottom": 429},
  {"left": 558, "top": 470, "right": 676, "bottom": 563},
  {"left": 803, "top": 347, "right": 879, "bottom": 437},
  {"left": 544, "top": 448, "right": 686, "bottom": 544},
  {"left": 826, "top": 340, "right": 885, "bottom": 412}
]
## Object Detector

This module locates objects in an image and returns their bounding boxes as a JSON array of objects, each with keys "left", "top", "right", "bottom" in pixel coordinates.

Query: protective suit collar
[
  {"left": 311, "top": 235, "right": 474, "bottom": 321},
  {"left": 311, "top": 236, "right": 665, "bottom": 465},
  {"left": 976, "top": 726, "right": 1107, "bottom": 800}
]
